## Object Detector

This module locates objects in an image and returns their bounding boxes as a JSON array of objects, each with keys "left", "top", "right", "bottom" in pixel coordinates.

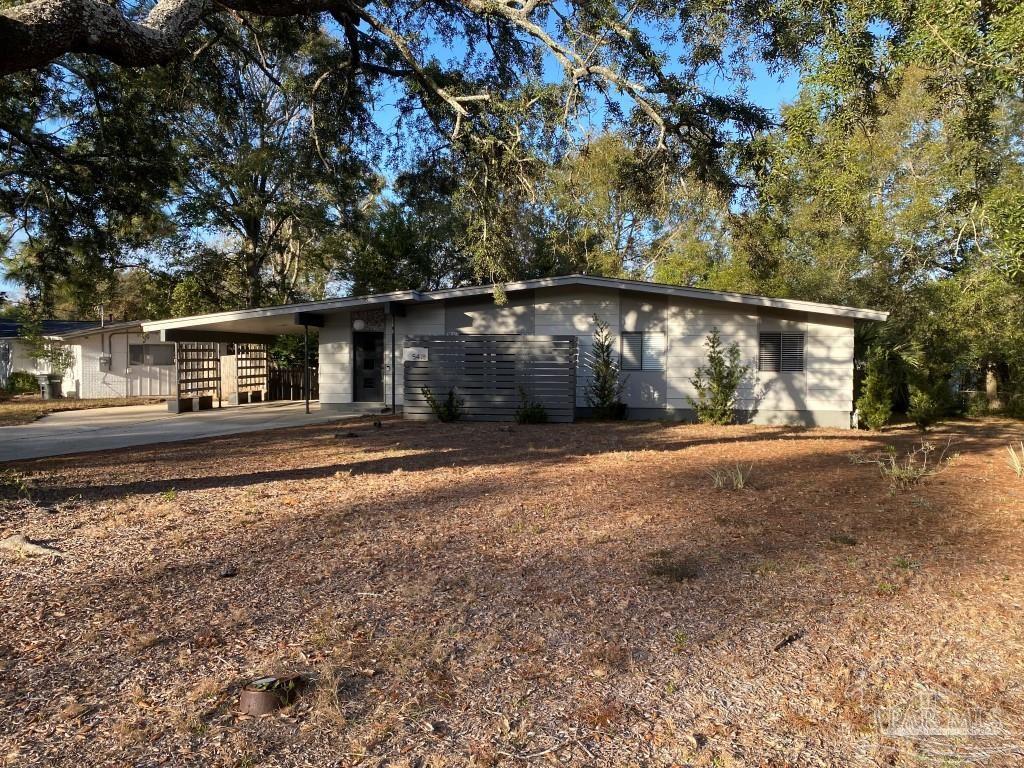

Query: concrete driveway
[{"left": 0, "top": 401, "right": 348, "bottom": 462}]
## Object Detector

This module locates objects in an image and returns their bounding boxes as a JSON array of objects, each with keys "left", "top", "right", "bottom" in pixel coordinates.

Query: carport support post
[
  {"left": 303, "top": 324, "right": 310, "bottom": 415},
  {"left": 390, "top": 314, "right": 396, "bottom": 413}
]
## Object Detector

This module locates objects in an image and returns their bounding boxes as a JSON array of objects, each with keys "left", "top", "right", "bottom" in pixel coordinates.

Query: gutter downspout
[{"left": 104, "top": 329, "right": 134, "bottom": 398}]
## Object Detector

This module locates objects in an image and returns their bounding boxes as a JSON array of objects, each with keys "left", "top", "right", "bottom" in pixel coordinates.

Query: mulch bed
[{"left": 1, "top": 417, "right": 1022, "bottom": 767}]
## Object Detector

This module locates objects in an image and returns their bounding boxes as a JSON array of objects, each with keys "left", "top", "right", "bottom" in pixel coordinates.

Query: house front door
[{"left": 353, "top": 331, "right": 384, "bottom": 402}]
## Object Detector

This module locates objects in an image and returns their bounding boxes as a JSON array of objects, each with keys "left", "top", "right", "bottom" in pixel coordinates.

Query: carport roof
[{"left": 140, "top": 275, "right": 889, "bottom": 340}]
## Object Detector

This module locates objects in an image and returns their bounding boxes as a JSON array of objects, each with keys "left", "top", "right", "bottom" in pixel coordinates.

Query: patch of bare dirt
[{"left": 1, "top": 417, "right": 1022, "bottom": 767}]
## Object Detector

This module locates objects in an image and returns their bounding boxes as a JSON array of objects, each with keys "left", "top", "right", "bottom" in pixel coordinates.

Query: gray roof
[
  {"left": 0, "top": 318, "right": 101, "bottom": 339},
  {"left": 55, "top": 319, "right": 144, "bottom": 340},
  {"left": 142, "top": 274, "right": 889, "bottom": 337}
]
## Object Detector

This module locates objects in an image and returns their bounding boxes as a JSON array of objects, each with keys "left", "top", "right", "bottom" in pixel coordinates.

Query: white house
[
  {"left": 55, "top": 320, "right": 178, "bottom": 398},
  {"left": 141, "top": 276, "right": 888, "bottom": 427},
  {"left": 1, "top": 319, "right": 99, "bottom": 391}
]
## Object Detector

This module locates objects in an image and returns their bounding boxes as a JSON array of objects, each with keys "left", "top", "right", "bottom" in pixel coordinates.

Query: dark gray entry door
[{"left": 353, "top": 331, "right": 384, "bottom": 402}]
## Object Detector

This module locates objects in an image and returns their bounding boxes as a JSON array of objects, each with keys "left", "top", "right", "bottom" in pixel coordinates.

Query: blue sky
[{"left": 0, "top": 42, "right": 800, "bottom": 305}]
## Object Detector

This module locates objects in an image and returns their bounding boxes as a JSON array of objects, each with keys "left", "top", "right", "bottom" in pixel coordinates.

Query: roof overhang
[
  {"left": 56, "top": 320, "right": 143, "bottom": 340},
  {"left": 140, "top": 276, "right": 888, "bottom": 339}
]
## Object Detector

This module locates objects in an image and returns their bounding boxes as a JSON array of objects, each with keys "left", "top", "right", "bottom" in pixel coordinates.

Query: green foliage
[
  {"left": 3, "top": 371, "right": 38, "bottom": 395},
  {"left": 585, "top": 316, "right": 627, "bottom": 419},
  {"left": 515, "top": 387, "right": 548, "bottom": 424},
  {"left": 857, "top": 351, "right": 894, "bottom": 431},
  {"left": 688, "top": 329, "right": 749, "bottom": 425},
  {"left": 422, "top": 387, "right": 463, "bottom": 422},
  {"left": 18, "top": 318, "right": 74, "bottom": 377},
  {"left": 908, "top": 384, "right": 947, "bottom": 431}
]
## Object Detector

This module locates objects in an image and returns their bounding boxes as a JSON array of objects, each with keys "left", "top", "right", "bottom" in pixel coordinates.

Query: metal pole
[
  {"left": 303, "top": 324, "right": 310, "bottom": 415},
  {"left": 390, "top": 314, "right": 396, "bottom": 413}
]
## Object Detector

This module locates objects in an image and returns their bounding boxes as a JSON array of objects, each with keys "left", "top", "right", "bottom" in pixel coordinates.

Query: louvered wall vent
[{"left": 759, "top": 332, "right": 805, "bottom": 372}]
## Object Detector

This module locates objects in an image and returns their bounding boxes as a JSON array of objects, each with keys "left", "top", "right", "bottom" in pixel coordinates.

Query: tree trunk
[{"left": 986, "top": 365, "right": 1002, "bottom": 410}]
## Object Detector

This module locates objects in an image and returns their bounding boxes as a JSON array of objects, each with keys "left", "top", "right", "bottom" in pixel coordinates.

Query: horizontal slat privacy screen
[
  {"left": 404, "top": 335, "right": 577, "bottom": 422},
  {"left": 759, "top": 332, "right": 805, "bottom": 372}
]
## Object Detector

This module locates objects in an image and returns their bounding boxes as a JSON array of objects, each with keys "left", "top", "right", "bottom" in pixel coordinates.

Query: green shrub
[
  {"left": 964, "top": 389, "right": 990, "bottom": 417},
  {"left": 421, "top": 386, "right": 463, "bottom": 422},
  {"left": 1004, "top": 381, "right": 1024, "bottom": 419},
  {"left": 4, "top": 371, "right": 39, "bottom": 395},
  {"left": 515, "top": 387, "right": 548, "bottom": 424},
  {"left": 856, "top": 349, "right": 893, "bottom": 430},
  {"left": 585, "top": 315, "right": 627, "bottom": 419},
  {"left": 908, "top": 384, "right": 946, "bottom": 431},
  {"left": 688, "top": 328, "right": 749, "bottom": 425}
]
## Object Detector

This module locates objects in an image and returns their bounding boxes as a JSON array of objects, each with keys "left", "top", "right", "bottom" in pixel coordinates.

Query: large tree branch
[
  {"left": 0, "top": 0, "right": 341, "bottom": 75},
  {"left": 0, "top": 0, "right": 682, "bottom": 148}
]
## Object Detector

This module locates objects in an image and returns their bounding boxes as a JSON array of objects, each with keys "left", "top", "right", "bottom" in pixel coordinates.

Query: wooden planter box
[
  {"left": 167, "top": 398, "right": 193, "bottom": 413},
  {"left": 228, "top": 391, "right": 250, "bottom": 406}
]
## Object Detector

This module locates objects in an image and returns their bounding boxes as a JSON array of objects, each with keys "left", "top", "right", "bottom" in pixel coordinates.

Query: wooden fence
[
  {"left": 403, "top": 335, "right": 577, "bottom": 422},
  {"left": 269, "top": 365, "right": 319, "bottom": 401}
]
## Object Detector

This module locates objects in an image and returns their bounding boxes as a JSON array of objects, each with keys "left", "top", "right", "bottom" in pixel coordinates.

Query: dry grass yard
[
  {"left": 0, "top": 394, "right": 165, "bottom": 426},
  {"left": 1, "top": 417, "right": 1022, "bottom": 767}
]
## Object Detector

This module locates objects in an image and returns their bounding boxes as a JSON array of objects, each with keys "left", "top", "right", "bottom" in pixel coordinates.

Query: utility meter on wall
[{"left": 98, "top": 353, "right": 112, "bottom": 372}]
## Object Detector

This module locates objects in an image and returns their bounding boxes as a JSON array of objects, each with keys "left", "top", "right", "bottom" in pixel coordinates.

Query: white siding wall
[
  {"left": 62, "top": 332, "right": 176, "bottom": 398},
  {"left": 2, "top": 339, "right": 46, "bottom": 384},
  {"left": 665, "top": 298, "right": 854, "bottom": 416},
  {"left": 535, "top": 286, "right": 620, "bottom": 405},
  {"left": 315, "top": 288, "right": 857, "bottom": 421},
  {"left": 319, "top": 313, "right": 353, "bottom": 405},
  {"left": 805, "top": 318, "right": 855, "bottom": 412},
  {"left": 666, "top": 299, "right": 759, "bottom": 412}
]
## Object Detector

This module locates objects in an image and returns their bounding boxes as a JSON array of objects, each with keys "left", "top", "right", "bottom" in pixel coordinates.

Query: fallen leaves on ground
[{"left": 1, "top": 417, "right": 1022, "bottom": 767}]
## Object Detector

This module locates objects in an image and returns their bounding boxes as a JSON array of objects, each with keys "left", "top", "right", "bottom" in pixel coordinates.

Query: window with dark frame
[
  {"left": 128, "top": 343, "right": 175, "bottom": 367},
  {"left": 620, "top": 332, "right": 666, "bottom": 371},
  {"left": 758, "top": 332, "right": 805, "bottom": 372}
]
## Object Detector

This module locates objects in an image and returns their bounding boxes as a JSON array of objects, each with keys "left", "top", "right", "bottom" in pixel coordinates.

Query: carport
[
  {"left": 142, "top": 308, "right": 326, "bottom": 414},
  {"left": 140, "top": 293, "right": 418, "bottom": 416}
]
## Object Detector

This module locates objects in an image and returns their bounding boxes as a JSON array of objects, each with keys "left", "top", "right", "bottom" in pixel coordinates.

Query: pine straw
[{"left": 1, "top": 417, "right": 1023, "bottom": 767}]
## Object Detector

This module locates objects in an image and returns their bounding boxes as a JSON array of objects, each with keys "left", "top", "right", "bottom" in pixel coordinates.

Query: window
[
  {"left": 759, "top": 332, "right": 804, "bottom": 372},
  {"left": 129, "top": 344, "right": 175, "bottom": 367},
  {"left": 620, "top": 332, "right": 666, "bottom": 371}
]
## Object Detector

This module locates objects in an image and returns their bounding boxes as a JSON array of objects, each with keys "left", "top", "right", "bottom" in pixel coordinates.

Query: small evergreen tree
[
  {"left": 857, "top": 349, "right": 893, "bottom": 430},
  {"left": 586, "top": 315, "right": 627, "bottom": 419},
  {"left": 688, "top": 328, "right": 750, "bottom": 425},
  {"left": 422, "top": 387, "right": 463, "bottom": 422},
  {"left": 908, "top": 382, "right": 946, "bottom": 431}
]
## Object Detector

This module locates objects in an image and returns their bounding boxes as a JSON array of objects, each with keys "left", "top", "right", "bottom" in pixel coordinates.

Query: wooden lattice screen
[
  {"left": 403, "top": 335, "right": 577, "bottom": 422},
  {"left": 235, "top": 344, "right": 268, "bottom": 393},
  {"left": 177, "top": 343, "right": 221, "bottom": 398}
]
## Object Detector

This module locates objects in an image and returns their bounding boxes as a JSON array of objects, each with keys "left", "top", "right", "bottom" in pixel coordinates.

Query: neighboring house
[
  {"left": 56, "top": 320, "right": 177, "bottom": 398},
  {"left": 142, "top": 275, "right": 888, "bottom": 427},
  {"left": 0, "top": 319, "right": 100, "bottom": 390}
]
